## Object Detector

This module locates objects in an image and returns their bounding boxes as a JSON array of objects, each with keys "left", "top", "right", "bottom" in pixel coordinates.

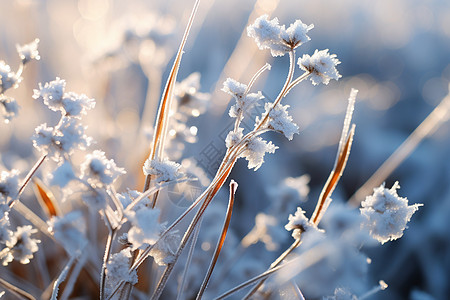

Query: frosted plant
[
  {"left": 126, "top": 207, "right": 162, "bottom": 250},
  {"left": 258, "top": 102, "right": 299, "bottom": 140},
  {"left": 0, "top": 61, "right": 20, "bottom": 93},
  {"left": 298, "top": 49, "right": 341, "bottom": 85},
  {"left": 247, "top": 15, "right": 313, "bottom": 57},
  {"left": 16, "top": 39, "right": 40, "bottom": 64},
  {"left": 222, "top": 77, "right": 264, "bottom": 120},
  {"left": 240, "top": 137, "right": 278, "bottom": 170},
  {"left": 48, "top": 211, "right": 88, "bottom": 256},
  {"left": 32, "top": 117, "right": 92, "bottom": 161},
  {"left": 0, "top": 225, "right": 40, "bottom": 266},
  {"left": 33, "top": 78, "right": 95, "bottom": 117},
  {"left": 105, "top": 248, "right": 138, "bottom": 297},
  {"left": 360, "top": 182, "right": 422, "bottom": 244},
  {"left": 285, "top": 207, "right": 318, "bottom": 240},
  {"left": 143, "top": 158, "right": 182, "bottom": 182},
  {"left": 0, "top": 39, "right": 39, "bottom": 122},
  {"left": 80, "top": 150, "right": 126, "bottom": 188}
]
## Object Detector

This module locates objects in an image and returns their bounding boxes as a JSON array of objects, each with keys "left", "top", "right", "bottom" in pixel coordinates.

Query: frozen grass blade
[
  {"left": 33, "top": 178, "right": 60, "bottom": 218},
  {"left": 196, "top": 180, "right": 237, "bottom": 300},
  {"left": 50, "top": 254, "right": 78, "bottom": 300},
  {"left": 8, "top": 154, "right": 46, "bottom": 208},
  {"left": 143, "top": 0, "right": 201, "bottom": 194},
  {"left": 311, "top": 89, "right": 357, "bottom": 225},
  {"left": 349, "top": 89, "right": 450, "bottom": 206},
  {"left": 0, "top": 277, "right": 36, "bottom": 300}
]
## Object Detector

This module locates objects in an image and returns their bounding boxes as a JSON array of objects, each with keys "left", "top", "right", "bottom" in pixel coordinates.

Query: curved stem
[
  {"left": 196, "top": 181, "right": 237, "bottom": 299},
  {"left": 100, "top": 229, "right": 116, "bottom": 300}
]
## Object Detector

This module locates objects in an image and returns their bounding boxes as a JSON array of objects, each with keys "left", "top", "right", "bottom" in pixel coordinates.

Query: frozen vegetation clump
[{"left": 0, "top": 1, "right": 437, "bottom": 299}]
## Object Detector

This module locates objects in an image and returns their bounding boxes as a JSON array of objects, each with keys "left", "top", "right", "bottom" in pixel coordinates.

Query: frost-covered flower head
[
  {"left": 0, "top": 225, "right": 40, "bottom": 266},
  {"left": 222, "top": 78, "right": 264, "bottom": 119},
  {"left": 360, "top": 182, "right": 422, "bottom": 244},
  {"left": 0, "top": 61, "right": 20, "bottom": 92},
  {"left": 33, "top": 78, "right": 95, "bottom": 117},
  {"left": 241, "top": 137, "right": 278, "bottom": 171},
  {"left": 105, "top": 248, "right": 138, "bottom": 296},
  {"left": 247, "top": 15, "right": 313, "bottom": 57},
  {"left": 143, "top": 158, "right": 182, "bottom": 182},
  {"left": 80, "top": 150, "right": 125, "bottom": 187},
  {"left": 257, "top": 102, "right": 299, "bottom": 140},
  {"left": 33, "top": 117, "right": 92, "bottom": 161},
  {"left": 0, "top": 169, "right": 20, "bottom": 201},
  {"left": 126, "top": 207, "right": 162, "bottom": 250},
  {"left": 16, "top": 39, "right": 40, "bottom": 64},
  {"left": 298, "top": 49, "right": 341, "bottom": 85},
  {"left": 285, "top": 207, "right": 316, "bottom": 240}
]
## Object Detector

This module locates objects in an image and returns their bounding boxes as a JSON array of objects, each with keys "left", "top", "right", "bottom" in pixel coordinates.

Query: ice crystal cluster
[{"left": 361, "top": 182, "right": 422, "bottom": 244}]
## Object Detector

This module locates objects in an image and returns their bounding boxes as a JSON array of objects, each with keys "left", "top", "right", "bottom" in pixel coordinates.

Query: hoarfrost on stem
[
  {"left": 143, "top": 158, "right": 182, "bottom": 182},
  {"left": 241, "top": 137, "right": 278, "bottom": 170}
]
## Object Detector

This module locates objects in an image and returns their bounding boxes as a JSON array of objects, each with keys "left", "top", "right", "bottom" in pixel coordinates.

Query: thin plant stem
[
  {"left": 176, "top": 217, "right": 203, "bottom": 300},
  {"left": 51, "top": 254, "right": 78, "bottom": 300},
  {"left": 214, "top": 244, "right": 329, "bottom": 300},
  {"left": 8, "top": 154, "right": 47, "bottom": 208},
  {"left": 100, "top": 229, "right": 117, "bottom": 300},
  {"left": 0, "top": 277, "right": 36, "bottom": 300},
  {"left": 243, "top": 238, "right": 301, "bottom": 299},
  {"left": 196, "top": 180, "right": 237, "bottom": 299}
]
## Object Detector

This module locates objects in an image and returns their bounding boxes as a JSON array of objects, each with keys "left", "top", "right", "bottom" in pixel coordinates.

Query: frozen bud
[
  {"left": 80, "top": 150, "right": 125, "bottom": 187},
  {"left": 298, "top": 49, "right": 341, "bottom": 85},
  {"left": 241, "top": 137, "right": 277, "bottom": 170},
  {"left": 222, "top": 78, "right": 247, "bottom": 98},
  {"left": 0, "top": 225, "right": 40, "bottom": 266},
  {"left": 285, "top": 207, "right": 316, "bottom": 240},
  {"left": 0, "top": 61, "right": 21, "bottom": 92},
  {"left": 265, "top": 103, "right": 299, "bottom": 140},
  {"left": 105, "top": 248, "right": 138, "bottom": 296},
  {"left": 33, "top": 77, "right": 66, "bottom": 112},
  {"left": 126, "top": 207, "right": 161, "bottom": 250},
  {"left": 225, "top": 128, "right": 244, "bottom": 148},
  {"left": 16, "top": 39, "right": 40, "bottom": 64},
  {"left": 360, "top": 182, "right": 422, "bottom": 244},
  {"left": 0, "top": 96, "right": 20, "bottom": 123},
  {"left": 143, "top": 158, "right": 182, "bottom": 183}
]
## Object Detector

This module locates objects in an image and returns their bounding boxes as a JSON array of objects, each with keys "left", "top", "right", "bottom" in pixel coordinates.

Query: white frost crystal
[
  {"left": 360, "top": 182, "right": 421, "bottom": 244},
  {"left": 143, "top": 158, "right": 182, "bottom": 182},
  {"left": 298, "top": 49, "right": 341, "bottom": 85}
]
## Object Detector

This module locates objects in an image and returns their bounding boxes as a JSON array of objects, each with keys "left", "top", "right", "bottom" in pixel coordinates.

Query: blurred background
[{"left": 1, "top": 0, "right": 450, "bottom": 299}]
